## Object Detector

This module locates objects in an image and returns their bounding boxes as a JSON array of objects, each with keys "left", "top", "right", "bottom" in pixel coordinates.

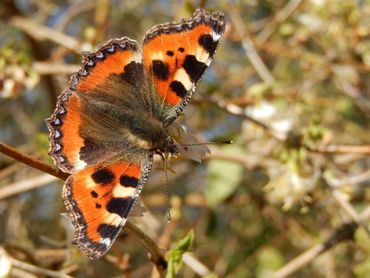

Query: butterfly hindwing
[
  {"left": 142, "top": 8, "right": 226, "bottom": 126},
  {"left": 63, "top": 153, "right": 153, "bottom": 259}
]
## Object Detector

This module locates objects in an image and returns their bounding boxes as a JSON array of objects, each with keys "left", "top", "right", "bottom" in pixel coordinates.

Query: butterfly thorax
[{"left": 122, "top": 111, "right": 178, "bottom": 155}]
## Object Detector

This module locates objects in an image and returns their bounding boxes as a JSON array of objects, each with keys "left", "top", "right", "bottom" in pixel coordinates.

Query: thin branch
[
  {"left": 325, "top": 168, "right": 370, "bottom": 187},
  {"left": 272, "top": 207, "right": 370, "bottom": 278},
  {"left": 257, "top": 0, "right": 303, "bottom": 43},
  {"left": 56, "top": 2, "right": 95, "bottom": 31},
  {"left": 182, "top": 253, "right": 213, "bottom": 276},
  {"left": 0, "top": 141, "right": 69, "bottom": 180},
  {"left": 193, "top": 98, "right": 286, "bottom": 141},
  {"left": 307, "top": 144, "right": 370, "bottom": 155},
  {"left": 10, "top": 256, "right": 73, "bottom": 278},
  {"left": 331, "top": 190, "right": 370, "bottom": 235},
  {"left": 0, "top": 174, "right": 57, "bottom": 200},
  {"left": 0, "top": 163, "right": 21, "bottom": 180},
  {"left": 194, "top": 99, "right": 370, "bottom": 157},
  {"left": 125, "top": 221, "right": 167, "bottom": 275},
  {"left": 228, "top": 6, "right": 275, "bottom": 85},
  {"left": 33, "top": 62, "right": 80, "bottom": 75},
  {"left": 10, "top": 16, "right": 82, "bottom": 53},
  {"left": 205, "top": 149, "right": 259, "bottom": 170},
  {"left": 0, "top": 141, "right": 167, "bottom": 272}
]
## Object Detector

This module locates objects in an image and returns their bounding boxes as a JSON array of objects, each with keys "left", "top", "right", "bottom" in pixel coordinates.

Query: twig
[
  {"left": 193, "top": 98, "right": 286, "bottom": 140},
  {"left": 324, "top": 168, "right": 370, "bottom": 187},
  {"left": 307, "top": 144, "right": 370, "bottom": 155},
  {"left": 56, "top": 2, "right": 95, "bottom": 31},
  {"left": 205, "top": 149, "right": 258, "bottom": 169},
  {"left": 125, "top": 221, "right": 167, "bottom": 275},
  {"left": 0, "top": 141, "right": 167, "bottom": 271},
  {"left": 0, "top": 163, "right": 21, "bottom": 180},
  {"left": 33, "top": 62, "right": 80, "bottom": 75},
  {"left": 228, "top": 6, "right": 275, "bottom": 85},
  {"left": 10, "top": 257, "right": 73, "bottom": 278},
  {"left": 10, "top": 16, "right": 82, "bottom": 52},
  {"left": 332, "top": 190, "right": 360, "bottom": 223},
  {"left": 0, "top": 141, "right": 69, "bottom": 180},
  {"left": 331, "top": 190, "right": 370, "bottom": 235},
  {"left": 0, "top": 174, "right": 57, "bottom": 200},
  {"left": 182, "top": 253, "right": 213, "bottom": 277},
  {"left": 257, "top": 0, "right": 303, "bottom": 43},
  {"left": 272, "top": 207, "right": 370, "bottom": 278}
]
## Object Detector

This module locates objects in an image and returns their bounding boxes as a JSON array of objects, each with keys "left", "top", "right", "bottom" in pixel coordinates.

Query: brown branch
[
  {"left": 33, "top": 62, "right": 80, "bottom": 75},
  {"left": 194, "top": 99, "right": 370, "bottom": 158},
  {"left": 0, "top": 142, "right": 69, "bottom": 180},
  {"left": 125, "top": 222, "right": 167, "bottom": 275},
  {"left": 306, "top": 144, "right": 370, "bottom": 155},
  {"left": 228, "top": 5, "right": 275, "bottom": 84},
  {"left": 10, "top": 256, "right": 73, "bottom": 278},
  {"left": 193, "top": 98, "right": 286, "bottom": 141},
  {"left": 257, "top": 0, "right": 303, "bottom": 43},
  {"left": 10, "top": 16, "right": 82, "bottom": 53},
  {"left": 0, "top": 141, "right": 167, "bottom": 272},
  {"left": 272, "top": 207, "right": 370, "bottom": 278},
  {"left": 0, "top": 174, "right": 57, "bottom": 200}
]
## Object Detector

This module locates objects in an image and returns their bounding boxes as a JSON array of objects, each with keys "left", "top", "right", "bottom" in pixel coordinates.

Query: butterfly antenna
[
  {"left": 164, "top": 155, "right": 172, "bottom": 223},
  {"left": 180, "top": 140, "right": 233, "bottom": 148}
]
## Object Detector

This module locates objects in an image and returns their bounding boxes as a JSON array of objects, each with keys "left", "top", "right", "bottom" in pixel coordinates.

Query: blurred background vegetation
[{"left": 1, "top": 0, "right": 370, "bottom": 277}]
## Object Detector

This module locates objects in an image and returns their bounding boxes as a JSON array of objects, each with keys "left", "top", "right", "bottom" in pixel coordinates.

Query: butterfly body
[{"left": 46, "top": 8, "right": 225, "bottom": 259}]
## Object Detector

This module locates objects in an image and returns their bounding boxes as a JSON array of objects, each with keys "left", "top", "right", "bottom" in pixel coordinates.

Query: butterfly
[{"left": 46, "top": 8, "right": 225, "bottom": 259}]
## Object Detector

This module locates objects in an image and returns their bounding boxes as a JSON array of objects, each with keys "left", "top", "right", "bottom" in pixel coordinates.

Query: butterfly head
[{"left": 153, "top": 136, "right": 179, "bottom": 158}]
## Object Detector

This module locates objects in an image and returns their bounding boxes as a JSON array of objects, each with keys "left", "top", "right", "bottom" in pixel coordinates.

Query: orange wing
[
  {"left": 63, "top": 154, "right": 152, "bottom": 259},
  {"left": 142, "top": 8, "right": 225, "bottom": 126},
  {"left": 46, "top": 38, "right": 147, "bottom": 173}
]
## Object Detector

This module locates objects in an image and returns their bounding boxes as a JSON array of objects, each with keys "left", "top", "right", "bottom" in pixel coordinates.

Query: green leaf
[
  {"left": 166, "top": 229, "right": 194, "bottom": 278},
  {"left": 205, "top": 145, "right": 244, "bottom": 208}
]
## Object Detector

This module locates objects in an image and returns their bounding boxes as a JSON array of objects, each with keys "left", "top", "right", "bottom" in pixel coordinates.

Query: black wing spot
[
  {"left": 152, "top": 60, "right": 169, "bottom": 80},
  {"left": 178, "top": 47, "right": 185, "bottom": 52},
  {"left": 198, "top": 34, "right": 217, "bottom": 56},
  {"left": 120, "top": 175, "right": 139, "bottom": 188},
  {"left": 120, "top": 61, "right": 144, "bottom": 85},
  {"left": 97, "top": 223, "right": 117, "bottom": 240},
  {"left": 91, "top": 169, "right": 115, "bottom": 184},
  {"left": 170, "top": 81, "right": 187, "bottom": 98},
  {"left": 91, "top": 190, "right": 98, "bottom": 198},
  {"left": 182, "top": 55, "right": 207, "bottom": 82},
  {"left": 95, "top": 203, "right": 102, "bottom": 208},
  {"left": 106, "top": 197, "right": 134, "bottom": 218},
  {"left": 166, "top": 50, "right": 174, "bottom": 57}
]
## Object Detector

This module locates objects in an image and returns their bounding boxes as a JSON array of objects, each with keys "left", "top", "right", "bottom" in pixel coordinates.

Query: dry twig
[
  {"left": 10, "top": 16, "right": 82, "bottom": 52},
  {"left": 0, "top": 174, "right": 57, "bottom": 200},
  {"left": 0, "top": 141, "right": 69, "bottom": 180},
  {"left": 33, "top": 62, "right": 80, "bottom": 75},
  {"left": 10, "top": 256, "right": 73, "bottom": 278},
  {"left": 272, "top": 207, "right": 370, "bottom": 278},
  {"left": 257, "top": 0, "right": 303, "bottom": 43},
  {"left": 228, "top": 6, "right": 275, "bottom": 84}
]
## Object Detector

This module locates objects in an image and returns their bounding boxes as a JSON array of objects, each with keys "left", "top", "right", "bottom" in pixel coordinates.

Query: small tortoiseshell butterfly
[{"left": 46, "top": 8, "right": 225, "bottom": 259}]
